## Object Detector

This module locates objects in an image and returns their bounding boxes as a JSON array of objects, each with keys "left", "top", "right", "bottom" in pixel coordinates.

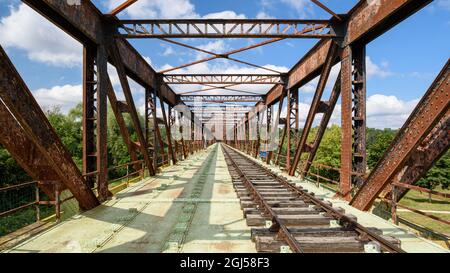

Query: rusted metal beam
[
  {"left": 384, "top": 111, "right": 450, "bottom": 201},
  {"left": 301, "top": 71, "right": 341, "bottom": 178},
  {"left": 0, "top": 101, "right": 59, "bottom": 199},
  {"left": 0, "top": 45, "right": 99, "bottom": 210},
  {"left": 289, "top": 43, "right": 339, "bottom": 176},
  {"left": 311, "top": 0, "right": 342, "bottom": 21},
  {"left": 105, "top": 69, "right": 141, "bottom": 171},
  {"left": 96, "top": 44, "right": 112, "bottom": 201},
  {"left": 262, "top": 0, "right": 432, "bottom": 107},
  {"left": 351, "top": 59, "right": 450, "bottom": 211},
  {"left": 158, "top": 89, "right": 177, "bottom": 165},
  {"left": 109, "top": 39, "right": 155, "bottom": 176},
  {"left": 118, "top": 19, "right": 335, "bottom": 38},
  {"left": 164, "top": 74, "right": 283, "bottom": 85},
  {"left": 340, "top": 46, "right": 353, "bottom": 199},
  {"left": 181, "top": 95, "right": 263, "bottom": 103},
  {"left": 352, "top": 46, "right": 367, "bottom": 188},
  {"left": 23, "top": 0, "right": 179, "bottom": 106},
  {"left": 159, "top": 38, "right": 285, "bottom": 74},
  {"left": 82, "top": 46, "right": 97, "bottom": 188},
  {"left": 346, "top": 0, "right": 432, "bottom": 45},
  {"left": 108, "top": 0, "right": 137, "bottom": 16},
  {"left": 145, "top": 87, "right": 157, "bottom": 170}
]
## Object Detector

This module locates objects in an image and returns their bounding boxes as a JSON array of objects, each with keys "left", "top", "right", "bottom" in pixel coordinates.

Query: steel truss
[
  {"left": 164, "top": 74, "right": 283, "bottom": 85},
  {"left": 117, "top": 19, "right": 336, "bottom": 38}
]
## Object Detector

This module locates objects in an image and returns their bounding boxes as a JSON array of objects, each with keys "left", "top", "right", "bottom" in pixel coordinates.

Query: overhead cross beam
[
  {"left": 117, "top": 19, "right": 336, "bottom": 38},
  {"left": 158, "top": 37, "right": 289, "bottom": 74},
  {"left": 181, "top": 95, "right": 264, "bottom": 103},
  {"left": 164, "top": 74, "right": 284, "bottom": 85},
  {"left": 0, "top": 45, "right": 99, "bottom": 210},
  {"left": 108, "top": 0, "right": 137, "bottom": 16},
  {"left": 23, "top": 0, "right": 180, "bottom": 107},
  {"left": 351, "top": 60, "right": 450, "bottom": 211}
]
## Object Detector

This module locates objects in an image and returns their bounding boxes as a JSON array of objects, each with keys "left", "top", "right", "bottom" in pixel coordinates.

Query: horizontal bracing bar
[
  {"left": 164, "top": 74, "right": 284, "bottom": 84},
  {"left": 117, "top": 19, "right": 337, "bottom": 38},
  {"left": 180, "top": 95, "right": 264, "bottom": 103}
]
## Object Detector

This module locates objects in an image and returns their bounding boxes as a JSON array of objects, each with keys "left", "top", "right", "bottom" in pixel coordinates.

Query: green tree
[
  {"left": 46, "top": 106, "right": 83, "bottom": 168},
  {"left": 416, "top": 151, "right": 450, "bottom": 190},
  {"left": 366, "top": 128, "right": 397, "bottom": 169}
]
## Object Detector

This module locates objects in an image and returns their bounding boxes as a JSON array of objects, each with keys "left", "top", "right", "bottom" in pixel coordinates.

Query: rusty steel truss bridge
[{"left": 0, "top": 0, "right": 448, "bottom": 231}]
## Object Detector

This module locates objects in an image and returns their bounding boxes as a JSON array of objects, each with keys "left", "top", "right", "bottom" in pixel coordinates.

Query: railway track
[{"left": 221, "top": 144, "right": 404, "bottom": 253}]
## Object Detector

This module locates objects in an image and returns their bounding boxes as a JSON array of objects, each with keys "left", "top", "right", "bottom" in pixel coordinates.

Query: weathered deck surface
[
  {"left": 3, "top": 144, "right": 447, "bottom": 253},
  {"left": 4, "top": 144, "right": 255, "bottom": 253},
  {"left": 233, "top": 148, "right": 449, "bottom": 253}
]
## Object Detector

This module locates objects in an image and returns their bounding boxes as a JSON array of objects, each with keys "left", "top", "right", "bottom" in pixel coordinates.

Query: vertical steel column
[
  {"left": 144, "top": 88, "right": 157, "bottom": 171},
  {"left": 95, "top": 44, "right": 110, "bottom": 202},
  {"left": 191, "top": 113, "right": 195, "bottom": 154},
  {"left": 289, "top": 43, "right": 338, "bottom": 176},
  {"left": 265, "top": 104, "right": 272, "bottom": 163},
  {"left": 159, "top": 93, "right": 176, "bottom": 165},
  {"left": 352, "top": 45, "right": 367, "bottom": 188},
  {"left": 275, "top": 88, "right": 286, "bottom": 165},
  {"left": 169, "top": 106, "right": 180, "bottom": 160},
  {"left": 82, "top": 46, "right": 97, "bottom": 189},
  {"left": 340, "top": 46, "right": 353, "bottom": 200},
  {"left": 255, "top": 111, "right": 261, "bottom": 158},
  {"left": 286, "top": 88, "right": 292, "bottom": 170},
  {"left": 245, "top": 112, "right": 249, "bottom": 154}
]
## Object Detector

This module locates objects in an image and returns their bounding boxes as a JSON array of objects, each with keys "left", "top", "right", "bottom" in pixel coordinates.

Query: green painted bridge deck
[{"left": 3, "top": 144, "right": 447, "bottom": 253}]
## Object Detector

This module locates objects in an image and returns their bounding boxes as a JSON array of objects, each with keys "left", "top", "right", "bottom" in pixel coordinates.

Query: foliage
[
  {"left": 416, "top": 151, "right": 450, "bottom": 190},
  {"left": 366, "top": 128, "right": 397, "bottom": 169}
]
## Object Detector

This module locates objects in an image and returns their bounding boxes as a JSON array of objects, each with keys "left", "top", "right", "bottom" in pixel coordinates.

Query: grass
[
  {"left": 399, "top": 186, "right": 450, "bottom": 212},
  {"left": 397, "top": 211, "right": 450, "bottom": 235},
  {"left": 397, "top": 186, "right": 450, "bottom": 236}
]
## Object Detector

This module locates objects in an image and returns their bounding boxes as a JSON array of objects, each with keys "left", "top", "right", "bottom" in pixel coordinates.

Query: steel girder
[
  {"left": 96, "top": 44, "right": 112, "bottom": 201},
  {"left": 164, "top": 74, "right": 283, "bottom": 85},
  {"left": 300, "top": 71, "right": 342, "bottom": 178},
  {"left": 82, "top": 46, "right": 97, "bottom": 189},
  {"left": 288, "top": 43, "right": 340, "bottom": 176},
  {"left": 339, "top": 45, "right": 367, "bottom": 200},
  {"left": 156, "top": 77, "right": 177, "bottom": 165},
  {"left": 0, "top": 45, "right": 99, "bottom": 210},
  {"left": 383, "top": 111, "right": 450, "bottom": 201},
  {"left": 0, "top": 101, "right": 59, "bottom": 199},
  {"left": 23, "top": 0, "right": 180, "bottom": 107},
  {"left": 351, "top": 60, "right": 450, "bottom": 211},
  {"left": 181, "top": 95, "right": 264, "bottom": 103},
  {"left": 109, "top": 39, "right": 155, "bottom": 176},
  {"left": 117, "top": 19, "right": 336, "bottom": 39},
  {"left": 262, "top": 0, "right": 433, "bottom": 107}
]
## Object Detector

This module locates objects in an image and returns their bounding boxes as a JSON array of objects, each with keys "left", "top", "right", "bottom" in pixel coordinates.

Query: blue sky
[{"left": 0, "top": 0, "right": 449, "bottom": 128}]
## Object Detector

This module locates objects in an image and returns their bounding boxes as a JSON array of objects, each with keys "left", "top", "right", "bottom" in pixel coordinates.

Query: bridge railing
[
  {"left": 389, "top": 182, "right": 450, "bottom": 227},
  {"left": 0, "top": 159, "right": 148, "bottom": 237}
]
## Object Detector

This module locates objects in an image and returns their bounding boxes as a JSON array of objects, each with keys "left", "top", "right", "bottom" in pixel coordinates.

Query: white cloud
[
  {"left": 0, "top": 4, "right": 81, "bottom": 67},
  {"left": 106, "top": 0, "right": 197, "bottom": 18},
  {"left": 105, "top": 0, "right": 246, "bottom": 19},
  {"left": 203, "top": 11, "right": 246, "bottom": 19},
  {"left": 277, "top": 93, "right": 419, "bottom": 129},
  {"left": 366, "top": 56, "right": 392, "bottom": 78},
  {"left": 256, "top": 11, "right": 275, "bottom": 19},
  {"left": 33, "top": 84, "right": 82, "bottom": 113},
  {"left": 280, "top": 0, "right": 313, "bottom": 16},
  {"left": 162, "top": 46, "right": 175, "bottom": 56},
  {"left": 366, "top": 94, "right": 418, "bottom": 118}
]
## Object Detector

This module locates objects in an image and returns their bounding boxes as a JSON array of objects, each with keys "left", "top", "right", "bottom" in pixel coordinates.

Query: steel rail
[
  {"left": 222, "top": 144, "right": 304, "bottom": 252},
  {"left": 223, "top": 144, "right": 405, "bottom": 253}
]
